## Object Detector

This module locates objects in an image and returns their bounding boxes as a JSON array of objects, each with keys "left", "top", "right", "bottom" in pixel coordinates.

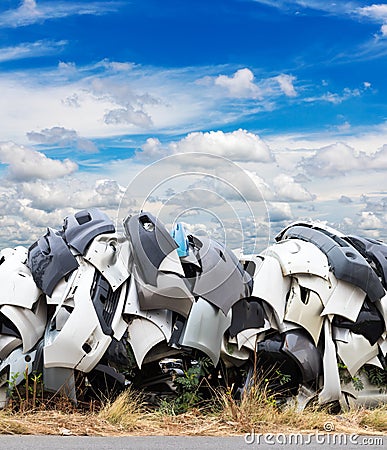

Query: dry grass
[{"left": 0, "top": 387, "right": 386, "bottom": 437}]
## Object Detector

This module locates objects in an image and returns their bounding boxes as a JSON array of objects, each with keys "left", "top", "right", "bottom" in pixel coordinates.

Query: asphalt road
[{"left": 0, "top": 435, "right": 386, "bottom": 450}]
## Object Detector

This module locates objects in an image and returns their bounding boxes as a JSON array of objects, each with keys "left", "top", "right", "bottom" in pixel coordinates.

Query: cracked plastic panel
[
  {"left": 190, "top": 236, "right": 252, "bottom": 315},
  {"left": 251, "top": 254, "right": 291, "bottom": 324},
  {"left": 0, "top": 246, "right": 41, "bottom": 309},
  {"left": 123, "top": 212, "right": 178, "bottom": 286},
  {"left": 63, "top": 208, "right": 115, "bottom": 255},
  {"left": 279, "top": 225, "right": 385, "bottom": 302},
  {"left": 179, "top": 297, "right": 232, "bottom": 366},
  {"left": 284, "top": 278, "right": 324, "bottom": 345},
  {"left": 123, "top": 275, "right": 173, "bottom": 341},
  {"left": 321, "top": 279, "right": 366, "bottom": 322},
  {"left": 0, "top": 296, "right": 47, "bottom": 353},
  {"left": 228, "top": 297, "right": 265, "bottom": 337},
  {"left": 85, "top": 233, "right": 131, "bottom": 291},
  {"left": 127, "top": 317, "right": 165, "bottom": 368},
  {"left": 266, "top": 239, "right": 330, "bottom": 279},
  {"left": 281, "top": 329, "right": 322, "bottom": 384},
  {"left": 28, "top": 228, "right": 79, "bottom": 297},
  {"left": 336, "top": 331, "right": 379, "bottom": 377},
  {"left": 43, "top": 260, "right": 112, "bottom": 372}
]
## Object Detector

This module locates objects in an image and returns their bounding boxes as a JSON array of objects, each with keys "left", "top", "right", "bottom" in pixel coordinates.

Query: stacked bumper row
[{"left": 0, "top": 210, "right": 386, "bottom": 408}]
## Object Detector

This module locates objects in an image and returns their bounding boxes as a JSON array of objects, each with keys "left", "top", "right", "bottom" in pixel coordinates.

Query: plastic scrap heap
[{"left": 0, "top": 209, "right": 386, "bottom": 409}]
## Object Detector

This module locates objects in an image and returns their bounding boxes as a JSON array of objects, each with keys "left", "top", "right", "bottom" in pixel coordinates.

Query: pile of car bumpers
[{"left": 0, "top": 209, "right": 386, "bottom": 409}]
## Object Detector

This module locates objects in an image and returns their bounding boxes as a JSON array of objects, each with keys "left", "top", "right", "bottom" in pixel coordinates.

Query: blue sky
[{"left": 0, "top": 0, "right": 386, "bottom": 252}]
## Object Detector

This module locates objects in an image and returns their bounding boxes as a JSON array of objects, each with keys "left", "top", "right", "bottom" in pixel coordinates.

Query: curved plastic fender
[
  {"left": 179, "top": 297, "right": 232, "bottom": 366},
  {"left": 0, "top": 335, "right": 22, "bottom": 360},
  {"left": 220, "top": 336, "right": 250, "bottom": 368},
  {"left": 281, "top": 329, "right": 322, "bottom": 384},
  {"left": 318, "top": 318, "right": 342, "bottom": 404},
  {"left": 127, "top": 317, "right": 165, "bottom": 369},
  {"left": 158, "top": 248, "right": 186, "bottom": 277},
  {"left": 236, "top": 321, "right": 271, "bottom": 350},
  {"left": 46, "top": 272, "right": 76, "bottom": 305},
  {"left": 279, "top": 225, "right": 384, "bottom": 302},
  {"left": 135, "top": 268, "right": 194, "bottom": 318},
  {"left": 43, "top": 260, "right": 112, "bottom": 372},
  {"left": 191, "top": 236, "right": 252, "bottom": 315},
  {"left": 124, "top": 275, "right": 173, "bottom": 341},
  {"left": 321, "top": 279, "right": 366, "bottom": 322},
  {"left": 85, "top": 233, "right": 131, "bottom": 291},
  {"left": 336, "top": 332, "right": 379, "bottom": 377},
  {"left": 28, "top": 228, "right": 79, "bottom": 297},
  {"left": 284, "top": 278, "right": 324, "bottom": 345},
  {"left": 294, "top": 273, "right": 337, "bottom": 307},
  {"left": 0, "top": 246, "right": 41, "bottom": 309},
  {"left": 63, "top": 208, "right": 115, "bottom": 255},
  {"left": 0, "top": 296, "right": 46, "bottom": 353},
  {"left": 276, "top": 220, "right": 346, "bottom": 241},
  {"left": 266, "top": 239, "right": 330, "bottom": 279},
  {"left": 123, "top": 212, "right": 178, "bottom": 286},
  {"left": 251, "top": 254, "right": 290, "bottom": 325}
]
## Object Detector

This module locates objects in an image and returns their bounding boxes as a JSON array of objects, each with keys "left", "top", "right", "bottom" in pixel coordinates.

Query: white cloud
[
  {"left": 104, "top": 105, "right": 153, "bottom": 127},
  {"left": 268, "top": 202, "right": 293, "bottom": 222},
  {"left": 382, "top": 23, "right": 387, "bottom": 36},
  {"left": 358, "top": 211, "right": 383, "bottom": 231},
  {"left": 356, "top": 4, "right": 387, "bottom": 22},
  {"left": 0, "top": 0, "right": 121, "bottom": 28},
  {"left": 0, "top": 40, "right": 67, "bottom": 62},
  {"left": 275, "top": 74, "right": 297, "bottom": 97},
  {"left": 27, "top": 126, "right": 98, "bottom": 152},
  {"left": 215, "top": 68, "right": 262, "bottom": 98},
  {"left": 272, "top": 173, "right": 314, "bottom": 201},
  {"left": 0, "top": 142, "right": 78, "bottom": 180},
  {"left": 304, "top": 87, "right": 361, "bottom": 104},
  {"left": 168, "top": 129, "right": 274, "bottom": 162},
  {"left": 300, "top": 142, "right": 387, "bottom": 177}
]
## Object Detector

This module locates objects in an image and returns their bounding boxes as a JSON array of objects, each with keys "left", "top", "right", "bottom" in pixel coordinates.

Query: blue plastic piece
[{"left": 171, "top": 223, "right": 189, "bottom": 257}]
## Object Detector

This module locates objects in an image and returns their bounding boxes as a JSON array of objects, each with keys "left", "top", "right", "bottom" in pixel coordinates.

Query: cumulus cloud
[
  {"left": 0, "top": 142, "right": 78, "bottom": 181},
  {"left": 104, "top": 105, "right": 153, "bottom": 127},
  {"left": 168, "top": 129, "right": 274, "bottom": 162},
  {"left": 299, "top": 142, "right": 387, "bottom": 177},
  {"left": 358, "top": 211, "right": 383, "bottom": 231},
  {"left": 27, "top": 126, "right": 98, "bottom": 152},
  {"left": 272, "top": 174, "right": 314, "bottom": 201},
  {"left": 356, "top": 4, "right": 387, "bottom": 22},
  {"left": 214, "top": 68, "right": 262, "bottom": 98},
  {"left": 268, "top": 202, "right": 293, "bottom": 222}
]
